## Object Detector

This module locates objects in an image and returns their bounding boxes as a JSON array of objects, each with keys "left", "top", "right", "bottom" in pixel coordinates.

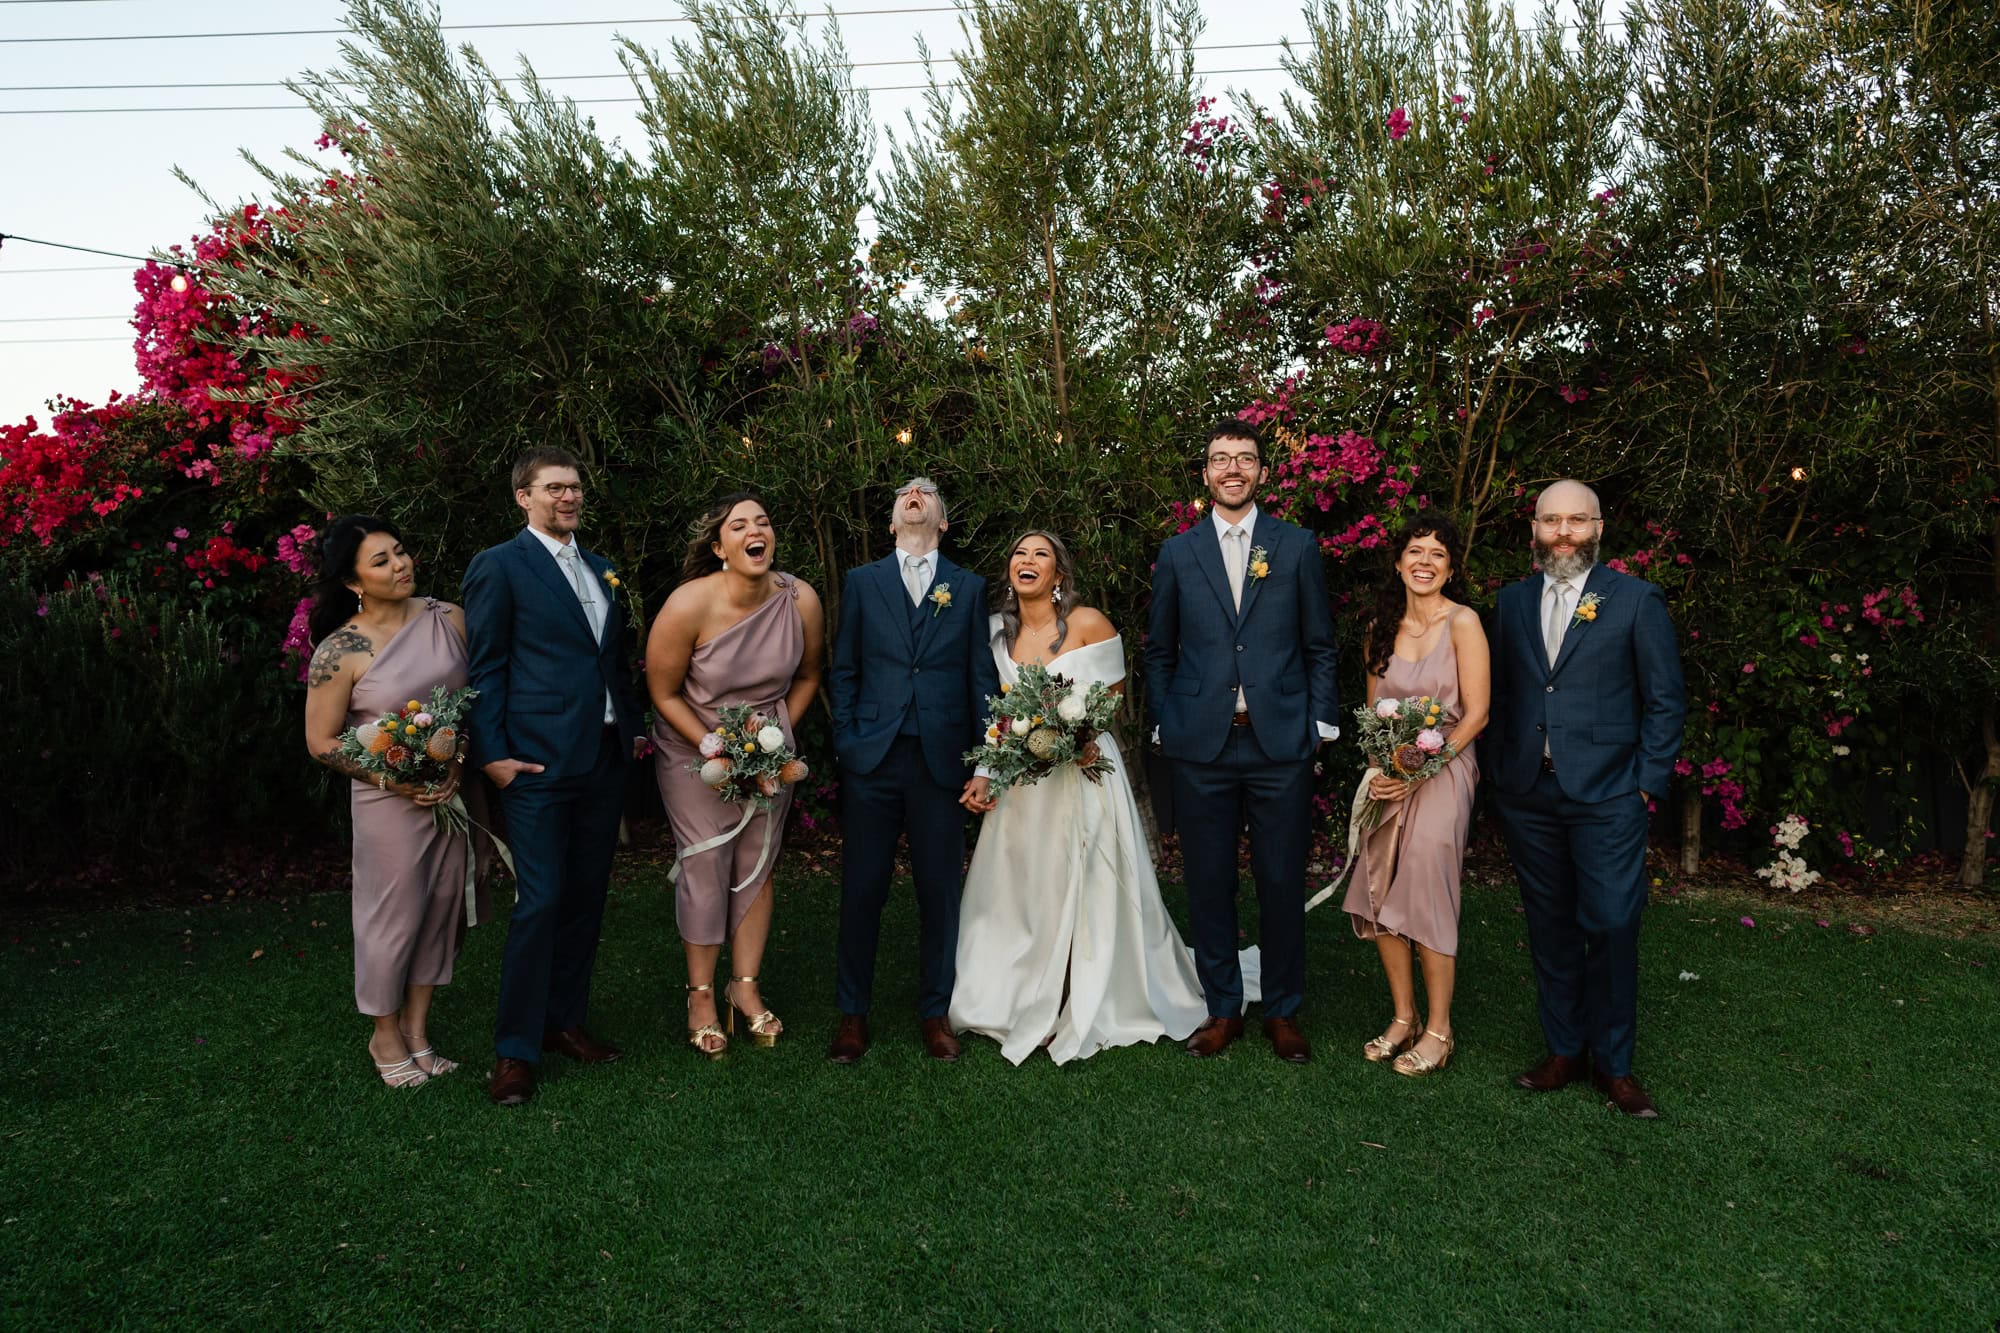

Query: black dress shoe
[
  {"left": 1514, "top": 1052, "right": 1589, "bottom": 1092},
  {"left": 488, "top": 1057, "right": 536, "bottom": 1107},
  {"left": 1592, "top": 1070, "right": 1661, "bottom": 1119}
]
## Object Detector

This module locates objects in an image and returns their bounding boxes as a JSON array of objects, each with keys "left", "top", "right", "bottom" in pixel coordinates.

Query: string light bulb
[{"left": 169, "top": 272, "right": 190, "bottom": 293}]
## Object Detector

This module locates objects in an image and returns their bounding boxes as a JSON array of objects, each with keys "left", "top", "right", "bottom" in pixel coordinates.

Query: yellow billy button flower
[
  {"left": 744, "top": 742, "right": 757, "bottom": 754},
  {"left": 1000, "top": 682, "right": 1012, "bottom": 694}
]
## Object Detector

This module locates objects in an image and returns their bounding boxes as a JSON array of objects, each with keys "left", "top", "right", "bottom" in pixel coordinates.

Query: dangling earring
[
  {"left": 354, "top": 591, "right": 364, "bottom": 615},
  {"left": 721, "top": 558, "right": 729, "bottom": 572},
  {"left": 1051, "top": 582, "right": 1063, "bottom": 605}
]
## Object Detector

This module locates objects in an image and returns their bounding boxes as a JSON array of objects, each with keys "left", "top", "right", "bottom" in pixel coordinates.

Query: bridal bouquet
[
  {"left": 1350, "top": 693, "right": 1456, "bottom": 832},
  {"left": 964, "top": 662, "right": 1120, "bottom": 798},
  {"left": 336, "top": 684, "right": 477, "bottom": 833},
  {"left": 691, "top": 702, "right": 808, "bottom": 810}
]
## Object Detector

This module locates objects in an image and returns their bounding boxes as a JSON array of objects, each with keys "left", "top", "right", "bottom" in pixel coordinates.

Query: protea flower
[
  {"left": 364, "top": 726, "right": 395, "bottom": 755},
  {"left": 386, "top": 744, "right": 412, "bottom": 768},
  {"left": 1025, "top": 726, "right": 1063, "bottom": 760},
  {"left": 425, "top": 726, "right": 459, "bottom": 763},
  {"left": 779, "top": 758, "right": 809, "bottom": 784},
  {"left": 757, "top": 774, "right": 781, "bottom": 798},
  {"left": 699, "top": 757, "right": 733, "bottom": 787}
]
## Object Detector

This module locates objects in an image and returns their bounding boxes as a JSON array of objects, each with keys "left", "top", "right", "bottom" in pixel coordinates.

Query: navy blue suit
[
  {"left": 464, "top": 528, "right": 644, "bottom": 1063},
  {"left": 1144, "top": 512, "right": 1338, "bottom": 1019},
  {"left": 1489, "top": 563, "right": 1685, "bottom": 1077},
  {"left": 828, "top": 552, "right": 1000, "bottom": 1018}
]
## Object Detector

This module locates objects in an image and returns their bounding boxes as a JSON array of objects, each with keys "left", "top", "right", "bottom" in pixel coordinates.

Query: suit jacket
[
  {"left": 1487, "top": 564, "right": 1686, "bottom": 803},
  {"left": 828, "top": 552, "right": 1000, "bottom": 787},
  {"left": 462, "top": 528, "right": 644, "bottom": 778},
  {"left": 1143, "top": 512, "right": 1339, "bottom": 764}
]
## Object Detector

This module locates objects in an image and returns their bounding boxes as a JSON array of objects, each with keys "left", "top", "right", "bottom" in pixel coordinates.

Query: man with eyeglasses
[
  {"left": 825, "top": 476, "right": 1001, "bottom": 1063},
  {"left": 1488, "top": 478, "right": 1685, "bottom": 1118},
  {"left": 464, "top": 446, "right": 648, "bottom": 1106},
  {"left": 1143, "top": 421, "right": 1339, "bottom": 1062}
]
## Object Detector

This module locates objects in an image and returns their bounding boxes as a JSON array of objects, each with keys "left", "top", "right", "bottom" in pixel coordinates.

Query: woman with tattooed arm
[{"left": 303, "top": 516, "right": 476, "bottom": 1089}]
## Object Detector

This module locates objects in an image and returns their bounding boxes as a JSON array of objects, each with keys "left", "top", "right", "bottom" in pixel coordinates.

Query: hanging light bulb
[{"left": 168, "top": 272, "right": 190, "bottom": 293}]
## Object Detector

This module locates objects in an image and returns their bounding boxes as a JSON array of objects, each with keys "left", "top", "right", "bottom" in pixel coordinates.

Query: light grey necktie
[
  {"left": 1223, "top": 525, "right": 1247, "bottom": 611},
  {"left": 1544, "top": 578, "right": 1572, "bottom": 668},
  {"left": 561, "top": 545, "right": 601, "bottom": 639},
  {"left": 904, "top": 554, "right": 926, "bottom": 606}
]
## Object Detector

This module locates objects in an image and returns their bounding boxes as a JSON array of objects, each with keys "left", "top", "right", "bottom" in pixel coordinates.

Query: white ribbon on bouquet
[
  {"left": 1304, "top": 766, "right": 1404, "bottom": 918},
  {"left": 667, "top": 801, "right": 778, "bottom": 896}
]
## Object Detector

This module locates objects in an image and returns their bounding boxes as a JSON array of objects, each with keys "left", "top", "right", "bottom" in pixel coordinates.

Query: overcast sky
[{"left": 0, "top": 0, "right": 1332, "bottom": 426}]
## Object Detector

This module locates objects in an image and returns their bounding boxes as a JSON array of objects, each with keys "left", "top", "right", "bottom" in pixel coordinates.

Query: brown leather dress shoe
[
  {"left": 1514, "top": 1052, "right": 1589, "bottom": 1092},
  {"left": 487, "top": 1057, "right": 536, "bottom": 1107},
  {"left": 1592, "top": 1070, "right": 1661, "bottom": 1119},
  {"left": 543, "top": 1026, "right": 623, "bottom": 1063},
  {"left": 1262, "top": 1017, "right": 1312, "bottom": 1064},
  {"left": 920, "top": 1017, "right": 962, "bottom": 1062},
  {"left": 827, "top": 1013, "right": 870, "bottom": 1065},
  {"left": 1184, "top": 1016, "right": 1244, "bottom": 1057}
]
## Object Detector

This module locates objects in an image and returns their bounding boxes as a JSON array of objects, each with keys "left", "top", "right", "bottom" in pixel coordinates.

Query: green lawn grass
[{"left": 2, "top": 861, "right": 1995, "bottom": 1329}]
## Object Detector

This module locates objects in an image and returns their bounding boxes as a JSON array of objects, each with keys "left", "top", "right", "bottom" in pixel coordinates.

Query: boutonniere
[
  {"left": 1572, "top": 591, "right": 1604, "bottom": 627},
  {"left": 929, "top": 583, "right": 953, "bottom": 617},
  {"left": 602, "top": 568, "right": 622, "bottom": 591},
  {"left": 1247, "top": 546, "right": 1270, "bottom": 580}
]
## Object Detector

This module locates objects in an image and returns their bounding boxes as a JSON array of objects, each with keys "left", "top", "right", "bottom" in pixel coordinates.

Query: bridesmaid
[
  {"left": 1342, "top": 514, "right": 1490, "bottom": 1077},
  {"left": 303, "top": 515, "right": 479, "bottom": 1089},
  {"left": 646, "top": 493, "right": 824, "bottom": 1058}
]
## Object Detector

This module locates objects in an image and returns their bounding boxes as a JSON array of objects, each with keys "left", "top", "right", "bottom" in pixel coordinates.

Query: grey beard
[{"left": 1535, "top": 537, "right": 1598, "bottom": 581}]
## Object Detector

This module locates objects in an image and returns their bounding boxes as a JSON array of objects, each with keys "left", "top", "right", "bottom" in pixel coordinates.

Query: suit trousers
[
  {"left": 834, "top": 736, "right": 966, "bottom": 1019},
  {"left": 1170, "top": 726, "right": 1312, "bottom": 1019},
  {"left": 492, "top": 726, "right": 627, "bottom": 1062},
  {"left": 1494, "top": 768, "right": 1649, "bottom": 1077}
]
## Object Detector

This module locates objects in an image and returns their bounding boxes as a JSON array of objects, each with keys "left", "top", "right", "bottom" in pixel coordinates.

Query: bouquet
[
  {"left": 690, "top": 702, "right": 809, "bottom": 810},
  {"left": 335, "top": 685, "right": 477, "bottom": 834},
  {"left": 963, "top": 662, "right": 1120, "bottom": 798},
  {"left": 1350, "top": 693, "right": 1456, "bottom": 832}
]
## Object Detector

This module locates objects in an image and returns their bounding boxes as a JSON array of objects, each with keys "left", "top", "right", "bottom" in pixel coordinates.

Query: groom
[
  {"left": 826, "top": 476, "right": 1000, "bottom": 1063},
  {"left": 1489, "top": 478, "right": 1685, "bottom": 1118},
  {"left": 1145, "top": 421, "right": 1339, "bottom": 1062},
  {"left": 464, "top": 446, "right": 647, "bottom": 1107}
]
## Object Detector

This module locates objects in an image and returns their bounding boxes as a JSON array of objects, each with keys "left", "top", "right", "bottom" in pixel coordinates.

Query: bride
[{"left": 950, "top": 529, "right": 1241, "bottom": 1064}]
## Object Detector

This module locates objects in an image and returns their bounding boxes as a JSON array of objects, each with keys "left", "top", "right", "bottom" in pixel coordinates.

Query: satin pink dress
[
  {"left": 1342, "top": 620, "right": 1479, "bottom": 957},
  {"left": 651, "top": 575, "right": 806, "bottom": 945},
  {"left": 344, "top": 599, "right": 472, "bottom": 1015}
]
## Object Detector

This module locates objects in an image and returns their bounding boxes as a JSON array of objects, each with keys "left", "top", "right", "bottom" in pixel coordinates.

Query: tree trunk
[
  {"left": 1962, "top": 701, "right": 1999, "bottom": 888},
  {"left": 1679, "top": 789, "right": 1702, "bottom": 875}
]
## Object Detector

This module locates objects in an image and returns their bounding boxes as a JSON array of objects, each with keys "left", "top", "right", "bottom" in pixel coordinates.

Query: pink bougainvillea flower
[{"left": 1739, "top": 916, "right": 1756, "bottom": 928}]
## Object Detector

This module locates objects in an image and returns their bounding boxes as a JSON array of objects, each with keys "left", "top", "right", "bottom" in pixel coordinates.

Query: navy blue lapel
[
  {"left": 1189, "top": 521, "right": 1237, "bottom": 625},
  {"left": 578, "top": 544, "right": 617, "bottom": 650},
  {"left": 1514, "top": 577, "right": 1550, "bottom": 681},
  {"left": 1236, "top": 513, "right": 1272, "bottom": 627},
  {"left": 1548, "top": 564, "right": 1614, "bottom": 680},
  {"left": 911, "top": 554, "right": 958, "bottom": 658},
  {"left": 516, "top": 528, "right": 596, "bottom": 643},
  {"left": 872, "top": 554, "right": 916, "bottom": 656}
]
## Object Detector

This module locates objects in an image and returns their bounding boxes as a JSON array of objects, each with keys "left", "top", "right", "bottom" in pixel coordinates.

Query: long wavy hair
[
  {"left": 307, "top": 515, "right": 407, "bottom": 646},
  {"left": 679, "top": 491, "right": 772, "bottom": 586},
  {"left": 1363, "top": 513, "right": 1470, "bottom": 679},
  {"left": 995, "top": 528, "right": 1079, "bottom": 656}
]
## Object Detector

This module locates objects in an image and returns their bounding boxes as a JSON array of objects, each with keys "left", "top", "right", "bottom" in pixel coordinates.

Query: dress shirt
[{"left": 896, "top": 543, "right": 940, "bottom": 604}]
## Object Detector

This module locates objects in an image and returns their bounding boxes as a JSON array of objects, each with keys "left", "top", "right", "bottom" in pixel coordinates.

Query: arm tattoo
[
  {"left": 307, "top": 626, "right": 373, "bottom": 688},
  {"left": 315, "top": 743, "right": 375, "bottom": 784}
]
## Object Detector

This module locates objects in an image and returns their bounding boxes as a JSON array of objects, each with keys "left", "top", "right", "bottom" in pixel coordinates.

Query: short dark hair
[
  {"left": 512, "top": 446, "right": 582, "bottom": 494},
  {"left": 1204, "top": 419, "right": 1264, "bottom": 465}
]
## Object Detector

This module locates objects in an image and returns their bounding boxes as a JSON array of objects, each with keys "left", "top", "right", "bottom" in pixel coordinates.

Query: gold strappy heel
[
  {"left": 687, "top": 981, "right": 727, "bottom": 1060},
  {"left": 725, "top": 975, "right": 782, "bottom": 1048},
  {"left": 1393, "top": 1029, "right": 1455, "bottom": 1077},
  {"left": 1362, "top": 1015, "right": 1418, "bottom": 1064}
]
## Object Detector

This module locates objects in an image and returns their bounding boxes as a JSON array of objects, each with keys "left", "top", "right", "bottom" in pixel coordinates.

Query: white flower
[
  {"left": 1832, "top": 744, "right": 1850, "bottom": 757},
  {"left": 698, "top": 731, "right": 725, "bottom": 759},
  {"left": 1056, "top": 691, "right": 1088, "bottom": 724},
  {"left": 985, "top": 725, "right": 1001, "bottom": 745},
  {"left": 1374, "top": 697, "right": 1400, "bottom": 718},
  {"left": 1678, "top": 970, "right": 1700, "bottom": 982},
  {"left": 1828, "top": 653, "right": 1843, "bottom": 664},
  {"left": 757, "top": 725, "right": 786, "bottom": 752},
  {"left": 1856, "top": 653, "right": 1869, "bottom": 664}
]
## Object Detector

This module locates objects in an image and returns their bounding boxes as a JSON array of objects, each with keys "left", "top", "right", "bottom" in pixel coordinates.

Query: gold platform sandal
[
  {"left": 724, "top": 975, "right": 782, "bottom": 1048},
  {"left": 1362, "top": 1014, "right": 1418, "bottom": 1064},
  {"left": 1393, "top": 1029, "right": 1455, "bottom": 1078},
  {"left": 687, "top": 981, "right": 728, "bottom": 1060}
]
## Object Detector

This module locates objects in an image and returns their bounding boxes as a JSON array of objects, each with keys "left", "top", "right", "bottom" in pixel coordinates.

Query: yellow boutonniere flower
[
  {"left": 603, "top": 569, "right": 621, "bottom": 590},
  {"left": 929, "top": 583, "right": 953, "bottom": 617},
  {"left": 1572, "top": 592, "right": 1605, "bottom": 628},
  {"left": 1247, "top": 545, "right": 1271, "bottom": 580}
]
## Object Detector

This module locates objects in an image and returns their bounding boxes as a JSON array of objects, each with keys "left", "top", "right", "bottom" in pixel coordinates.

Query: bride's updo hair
[
  {"left": 996, "top": 528, "right": 1079, "bottom": 656},
  {"left": 679, "top": 491, "right": 771, "bottom": 587}
]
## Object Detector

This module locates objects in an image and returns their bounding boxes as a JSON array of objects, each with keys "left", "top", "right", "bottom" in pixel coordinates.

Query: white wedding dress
[{"left": 950, "top": 619, "right": 1256, "bottom": 1065}]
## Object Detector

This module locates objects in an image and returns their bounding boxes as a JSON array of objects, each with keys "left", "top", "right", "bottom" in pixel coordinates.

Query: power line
[
  {"left": 0, "top": 41, "right": 1315, "bottom": 92},
  {"left": 0, "top": 232, "right": 163, "bottom": 263},
  {"left": 0, "top": 315, "right": 128, "bottom": 323},
  {"left": 0, "top": 6, "right": 964, "bottom": 43},
  {"left": 0, "top": 263, "right": 133, "bottom": 273},
  {"left": 0, "top": 335, "right": 131, "bottom": 344}
]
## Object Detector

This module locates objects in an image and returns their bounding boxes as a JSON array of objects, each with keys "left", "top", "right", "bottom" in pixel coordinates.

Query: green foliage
[{"left": 0, "top": 576, "right": 337, "bottom": 880}]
